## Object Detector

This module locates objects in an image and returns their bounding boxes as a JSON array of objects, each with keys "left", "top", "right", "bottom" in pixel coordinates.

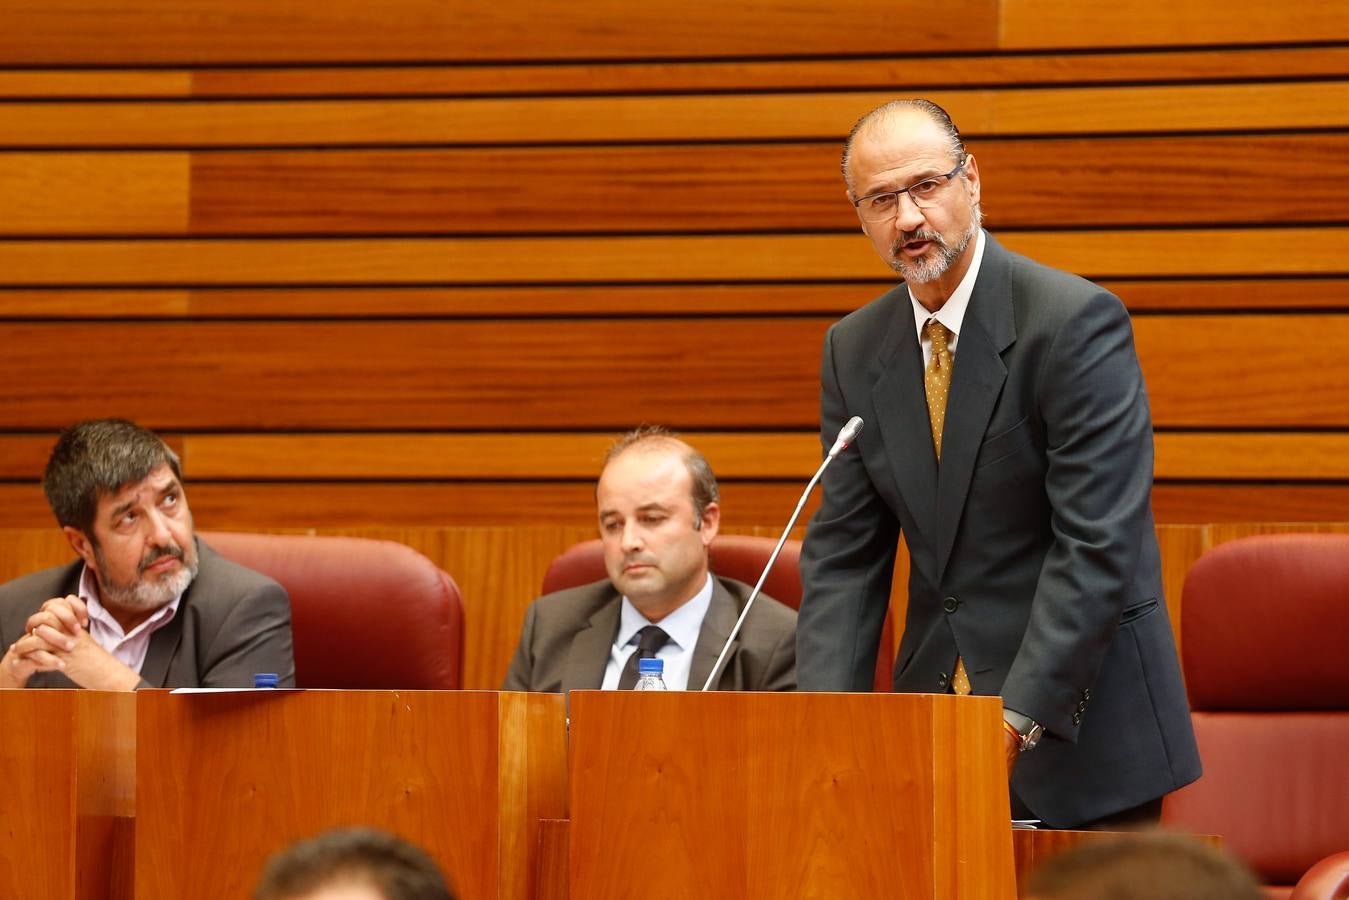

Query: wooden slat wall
[
  {"left": 1, "top": 523, "right": 1342, "bottom": 689},
  {"left": 1, "top": 2, "right": 1348, "bottom": 543}
]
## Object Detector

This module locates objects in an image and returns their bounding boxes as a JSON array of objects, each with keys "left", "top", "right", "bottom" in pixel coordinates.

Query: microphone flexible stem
[{"left": 698, "top": 456, "right": 831, "bottom": 692}]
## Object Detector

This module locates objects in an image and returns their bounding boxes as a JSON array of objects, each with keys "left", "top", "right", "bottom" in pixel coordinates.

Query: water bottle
[
  {"left": 634, "top": 657, "right": 667, "bottom": 691},
  {"left": 253, "top": 673, "right": 279, "bottom": 689}
]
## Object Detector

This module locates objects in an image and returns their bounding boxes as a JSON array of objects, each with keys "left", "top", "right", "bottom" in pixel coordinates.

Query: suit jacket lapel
[
  {"left": 688, "top": 578, "right": 737, "bottom": 691},
  {"left": 561, "top": 591, "right": 620, "bottom": 693},
  {"left": 871, "top": 297, "right": 940, "bottom": 549},
  {"left": 933, "top": 238, "right": 1016, "bottom": 580}
]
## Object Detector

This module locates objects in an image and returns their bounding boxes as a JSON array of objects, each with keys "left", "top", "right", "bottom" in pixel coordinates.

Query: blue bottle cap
[
  {"left": 253, "top": 673, "right": 280, "bottom": 688},
  {"left": 637, "top": 658, "right": 664, "bottom": 675}
]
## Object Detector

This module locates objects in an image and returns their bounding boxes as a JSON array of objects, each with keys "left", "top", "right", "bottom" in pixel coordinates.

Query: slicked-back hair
[
  {"left": 841, "top": 98, "right": 967, "bottom": 193},
  {"left": 602, "top": 425, "right": 720, "bottom": 525},
  {"left": 254, "top": 828, "right": 455, "bottom": 900},
  {"left": 42, "top": 418, "right": 183, "bottom": 537},
  {"left": 1025, "top": 833, "right": 1263, "bottom": 900}
]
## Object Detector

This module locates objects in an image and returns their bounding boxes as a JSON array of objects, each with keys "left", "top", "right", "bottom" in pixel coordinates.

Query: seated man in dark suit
[
  {"left": 503, "top": 426, "right": 796, "bottom": 692},
  {"left": 0, "top": 418, "right": 294, "bottom": 690}
]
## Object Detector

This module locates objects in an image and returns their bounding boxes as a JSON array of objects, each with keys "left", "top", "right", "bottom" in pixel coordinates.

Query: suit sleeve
[
  {"left": 756, "top": 616, "right": 798, "bottom": 691},
  {"left": 199, "top": 582, "right": 296, "bottom": 688},
  {"left": 1001, "top": 290, "right": 1154, "bottom": 740},
  {"left": 501, "top": 602, "right": 539, "bottom": 691},
  {"left": 797, "top": 324, "right": 901, "bottom": 691}
]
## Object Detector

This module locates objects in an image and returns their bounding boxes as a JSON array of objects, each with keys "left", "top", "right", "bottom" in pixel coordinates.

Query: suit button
[
  {"left": 937, "top": 672, "right": 949, "bottom": 689},
  {"left": 942, "top": 596, "right": 959, "bottom": 613},
  {"left": 1072, "top": 712, "right": 1082, "bottom": 726}
]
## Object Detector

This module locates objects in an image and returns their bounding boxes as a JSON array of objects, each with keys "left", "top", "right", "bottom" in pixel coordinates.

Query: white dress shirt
[{"left": 600, "top": 573, "right": 714, "bottom": 691}]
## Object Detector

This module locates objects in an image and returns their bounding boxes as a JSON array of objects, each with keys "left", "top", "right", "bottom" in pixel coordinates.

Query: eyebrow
[{"left": 106, "top": 477, "right": 182, "bottom": 522}]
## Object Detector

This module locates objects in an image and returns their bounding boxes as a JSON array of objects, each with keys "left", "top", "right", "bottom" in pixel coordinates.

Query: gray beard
[
  {"left": 94, "top": 543, "right": 199, "bottom": 612},
  {"left": 890, "top": 205, "right": 983, "bottom": 284}
]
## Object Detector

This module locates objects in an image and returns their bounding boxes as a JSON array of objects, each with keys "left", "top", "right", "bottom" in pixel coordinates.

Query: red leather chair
[
  {"left": 1161, "top": 534, "right": 1349, "bottom": 899},
  {"left": 542, "top": 534, "right": 896, "bottom": 692},
  {"left": 201, "top": 531, "right": 463, "bottom": 689}
]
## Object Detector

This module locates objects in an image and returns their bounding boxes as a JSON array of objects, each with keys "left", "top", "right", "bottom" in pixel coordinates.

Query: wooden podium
[
  {"left": 567, "top": 691, "right": 1017, "bottom": 900},
  {"left": 0, "top": 690, "right": 134, "bottom": 900},
  {"left": 134, "top": 689, "right": 566, "bottom": 900}
]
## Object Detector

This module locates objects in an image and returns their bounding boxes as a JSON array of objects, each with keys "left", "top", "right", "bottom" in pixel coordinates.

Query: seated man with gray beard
[{"left": 0, "top": 419, "right": 294, "bottom": 690}]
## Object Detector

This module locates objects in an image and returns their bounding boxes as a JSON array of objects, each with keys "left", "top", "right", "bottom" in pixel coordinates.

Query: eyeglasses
[{"left": 852, "top": 158, "right": 967, "bottom": 223}]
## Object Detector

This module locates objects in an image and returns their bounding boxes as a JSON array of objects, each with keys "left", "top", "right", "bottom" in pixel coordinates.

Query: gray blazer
[
  {"left": 798, "top": 233, "right": 1201, "bottom": 827},
  {"left": 502, "top": 575, "right": 797, "bottom": 693},
  {"left": 0, "top": 539, "right": 295, "bottom": 689}
]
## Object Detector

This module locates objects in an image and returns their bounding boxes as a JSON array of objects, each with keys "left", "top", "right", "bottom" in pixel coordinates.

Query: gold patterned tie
[
  {"left": 924, "top": 320, "right": 971, "bottom": 696},
  {"left": 924, "top": 319, "right": 954, "bottom": 461}
]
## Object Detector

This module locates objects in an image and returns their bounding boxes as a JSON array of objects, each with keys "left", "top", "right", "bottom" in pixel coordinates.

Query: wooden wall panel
[
  {"left": 1, "top": 316, "right": 1348, "bottom": 429},
  {"left": 181, "top": 135, "right": 1349, "bottom": 235},
  {"left": 9, "top": 432, "right": 1349, "bottom": 483},
  {"left": 0, "top": 153, "right": 188, "bottom": 235},
  {"left": 4, "top": 83, "right": 1348, "bottom": 149},
  {"left": 1000, "top": 0, "right": 1349, "bottom": 49},
  {"left": 0, "top": 229, "right": 1345, "bottom": 286},
  {"left": 0, "top": 279, "right": 1346, "bottom": 320},
  {"left": 185, "top": 47, "right": 1349, "bottom": 96},
  {"left": 0, "top": 0, "right": 997, "bottom": 65},
  {"left": 1, "top": 0, "right": 1347, "bottom": 536}
]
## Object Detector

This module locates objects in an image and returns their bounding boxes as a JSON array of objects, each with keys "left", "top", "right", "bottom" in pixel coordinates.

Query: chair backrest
[
  {"left": 201, "top": 531, "right": 464, "bottom": 690},
  {"left": 1161, "top": 534, "right": 1349, "bottom": 888},
  {"left": 542, "top": 534, "right": 895, "bottom": 692}
]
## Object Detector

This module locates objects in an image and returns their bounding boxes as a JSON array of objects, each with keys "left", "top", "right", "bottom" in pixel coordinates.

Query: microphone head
[{"left": 828, "top": 416, "right": 865, "bottom": 458}]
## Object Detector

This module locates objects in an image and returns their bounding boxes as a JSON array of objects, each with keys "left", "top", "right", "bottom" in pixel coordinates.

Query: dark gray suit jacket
[
  {"left": 798, "top": 233, "right": 1200, "bottom": 827},
  {"left": 0, "top": 539, "right": 295, "bottom": 689},
  {"left": 502, "top": 575, "right": 797, "bottom": 693}
]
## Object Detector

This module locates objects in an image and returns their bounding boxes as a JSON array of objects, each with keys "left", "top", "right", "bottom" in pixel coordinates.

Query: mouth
[
  {"left": 140, "top": 547, "right": 184, "bottom": 576},
  {"left": 901, "top": 239, "right": 933, "bottom": 257},
  {"left": 623, "top": 561, "right": 655, "bottom": 575}
]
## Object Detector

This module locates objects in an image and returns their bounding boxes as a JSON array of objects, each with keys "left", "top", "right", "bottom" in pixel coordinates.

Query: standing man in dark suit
[
  {"left": 503, "top": 426, "right": 796, "bottom": 693},
  {"left": 0, "top": 418, "right": 294, "bottom": 690},
  {"left": 797, "top": 99, "right": 1200, "bottom": 828}
]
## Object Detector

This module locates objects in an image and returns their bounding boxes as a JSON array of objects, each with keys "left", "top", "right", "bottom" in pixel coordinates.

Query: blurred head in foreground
[{"left": 254, "top": 828, "right": 455, "bottom": 900}]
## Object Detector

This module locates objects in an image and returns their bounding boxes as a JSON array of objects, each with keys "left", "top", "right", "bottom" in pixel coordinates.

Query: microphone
[{"left": 700, "top": 416, "right": 864, "bottom": 691}]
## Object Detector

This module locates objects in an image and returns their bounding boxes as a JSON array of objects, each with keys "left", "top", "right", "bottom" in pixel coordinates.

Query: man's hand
[
  {"left": 5, "top": 595, "right": 141, "bottom": 692},
  {"left": 1003, "top": 722, "right": 1021, "bottom": 775}
]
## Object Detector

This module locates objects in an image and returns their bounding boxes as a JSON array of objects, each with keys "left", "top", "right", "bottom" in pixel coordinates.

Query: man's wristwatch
[{"left": 1004, "top": 710, "right": 1045, "bottom": 752}]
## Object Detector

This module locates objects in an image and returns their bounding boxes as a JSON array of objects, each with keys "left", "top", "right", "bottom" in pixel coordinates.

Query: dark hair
[
  {"left": 840, "top": 98, "right": 967, "bottom": 192},
  {"left": 603, "top": 425, "right": 720, "bottom": 524},
  {"left": 254, "top": 828, "right": 455, "bottom": 900},
  {"left": 42, "top": 419, "right": 183, "bottom": 536},
  {"left": 1025, "top": 833, "right": 1263, "bottom": 900}
]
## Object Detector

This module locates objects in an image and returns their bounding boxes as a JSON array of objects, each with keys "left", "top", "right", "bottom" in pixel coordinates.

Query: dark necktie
[{"left": 616, "top": 625, "right": 671, "bottom": 690}]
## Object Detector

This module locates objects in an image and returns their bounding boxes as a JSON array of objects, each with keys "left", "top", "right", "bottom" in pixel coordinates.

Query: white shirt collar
[
  {"left": 615, "top": 572, "right": 714, "bottom": 655},
  {"left": 909, "top": 227, "right": 987, "bottom": 355}
]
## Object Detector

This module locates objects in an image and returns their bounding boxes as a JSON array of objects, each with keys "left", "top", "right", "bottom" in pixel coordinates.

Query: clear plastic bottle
[{"left": 634, "top": 657, "right": 668, "bottom": 691}]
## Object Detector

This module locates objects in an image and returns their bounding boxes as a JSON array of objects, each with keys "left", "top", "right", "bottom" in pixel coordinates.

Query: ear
[
  {"left": 63, "top": 526, "right": 98, "bottom": 569},
  {"left": 963, "top": 154, "right": 981, "bottom": 205},
  {"left": 699, "top": 502, "right": 721, "bottom": 547}
]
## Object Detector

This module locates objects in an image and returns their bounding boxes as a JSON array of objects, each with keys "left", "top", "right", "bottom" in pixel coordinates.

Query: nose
[
  {"left": 620, "top": 521, "right": 644, "bottom": 554},
  {"left": 894, "top": 191, "right": 926, "bottom": 232},
  {"left": 145, "top": 508, "right": 175, "bottom": 548}
]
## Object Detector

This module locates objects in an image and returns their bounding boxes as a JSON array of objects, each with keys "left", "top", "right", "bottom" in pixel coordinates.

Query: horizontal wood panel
[
  {"left": 0, "top": 482, "right": 1346, "bottom": 529},
  {"left": 0, "top": 0, "right": 996, "bottom": 65},
  {"left": 179, "top": 134, "right": 1349, "bottom": 235},
  {"left": 0, "top": 152, "right": 188, "bottom": 235},
  {"left": 6, "top": 47, "right": 1349, "bottom": 99},
  {"left": 1, "top": 316, "right": 1347, "bottom": 429},
  {"left": 187, "top": 47, "right": 1349, "bottom": 96},
  {"left": 7, "top": 431, "right": 1348, "bottom": 481},
  {"left": 3, "top": 83, "right": 1346, "bottom": 148},
  {"left": 1001, "top": 0, "right": 1349, "bottom": 49},
  {"left": 0, "top": 229, "right": 1346, "bottom": 285},
  {"left": 0, "top": 280, "right": 1345, "bottom": 319}
]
